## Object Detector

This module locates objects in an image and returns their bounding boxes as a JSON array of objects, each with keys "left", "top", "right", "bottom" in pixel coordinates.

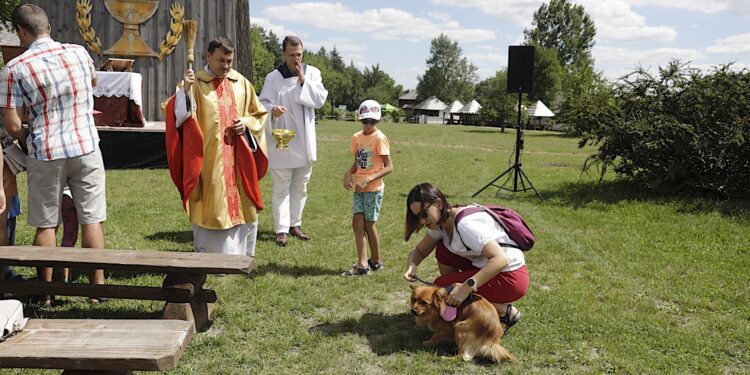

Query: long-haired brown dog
[{"left": 410, "top": 284, "right": 516, "bottom": 363}]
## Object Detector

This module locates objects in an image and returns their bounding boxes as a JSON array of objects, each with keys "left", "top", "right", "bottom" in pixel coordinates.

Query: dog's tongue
[{"left": 441, "top": 303, "right": 457, "bottom": 321}]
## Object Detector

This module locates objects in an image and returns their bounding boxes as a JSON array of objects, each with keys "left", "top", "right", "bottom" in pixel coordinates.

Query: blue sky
[{"left": 251, "top": 0, "right": 750, "bottom": 89}]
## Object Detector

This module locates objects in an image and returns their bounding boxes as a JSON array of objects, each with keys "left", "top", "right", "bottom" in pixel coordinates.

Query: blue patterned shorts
[{"left": 352, "top": 189, "right": 384, "bottom": 222}]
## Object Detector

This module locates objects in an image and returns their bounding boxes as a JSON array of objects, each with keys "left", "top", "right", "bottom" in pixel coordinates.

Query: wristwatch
[{"left": 466, "top": 278, "right": 478, "bottom": 292}]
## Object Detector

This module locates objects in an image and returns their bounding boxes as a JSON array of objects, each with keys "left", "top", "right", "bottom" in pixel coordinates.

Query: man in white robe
[{"left": 259, "top": 36, "right": 328, "bottom": 246}]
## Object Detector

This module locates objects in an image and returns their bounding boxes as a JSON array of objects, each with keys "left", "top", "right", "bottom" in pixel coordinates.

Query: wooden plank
[
  {"left": 0, "top": 246, "right": 254, "bottom": 274},
  {"left": 0, "top": 280, "right": 216, "bottom": 303},
  {"left": 0, "top": 319, "right": 193, "bottom": 371}
]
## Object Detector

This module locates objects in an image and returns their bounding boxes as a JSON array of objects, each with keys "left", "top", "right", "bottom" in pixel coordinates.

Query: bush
[{"left": 575, "top": 61, "right": 750, "bottom": 198}]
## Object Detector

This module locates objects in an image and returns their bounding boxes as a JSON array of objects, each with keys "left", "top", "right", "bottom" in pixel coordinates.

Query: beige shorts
[
  {"left": 27, "top": 147, "right": 106, "bottom": 228},
  {"left": 2, "top": 142, "right": 27, "bottom": 176}
]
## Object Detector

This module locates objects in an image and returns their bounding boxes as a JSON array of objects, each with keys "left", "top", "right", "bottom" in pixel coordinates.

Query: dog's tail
[{"left": 483, "top": 343, "right": 517, "bottom": 363}]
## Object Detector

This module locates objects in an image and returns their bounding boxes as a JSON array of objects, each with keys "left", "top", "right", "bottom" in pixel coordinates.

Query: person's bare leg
[
  {"left": 0, "top": 164, "right": 17, "bottom": 247},
  {"left": 81, "top": 222, "right": 105, "bottom": 285},
  {"left": 34, "top": 227, "right": 57, "bottom": 282},
  {"left": 351, "top": 214, "right": 368, "bottom": 268},
  {"left": 492, "top": 303, "right": 511, "bottom": 317},
  {"left": 60, "top": 194, "right": 78, "bottom": 282},
  {"left": 364, "top": 221, "right": 380, "bottom": 264}
]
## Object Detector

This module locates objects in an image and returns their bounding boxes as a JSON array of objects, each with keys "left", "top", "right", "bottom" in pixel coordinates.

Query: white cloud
[
  {"left": 433, "top": 0, "right": 678, "bottom": 43},
  {"left": 261, "top": 2, "right": 496, "bottom": 43},
  {"left": 627, "top": 0, "right": 749, "bottom": 14},
  {"left": 579, "top": 0, "right": 678, "bottom": 42},
  {"left": 250, "top": 17, "right": 302, "bottom": 40},
  {"left": 707, "top": 32, "right": 750, "bottom": 54},
  {"left": 594, "top": 45, "right": 703, "bottom": 67},
  {"left": 431, "top": 0, "right": 543, "bottom": 26},
  {"left": 465, "top": 53, "right": 507, "bottom": 64},
  {"left": 305, "top": 38, "right": 368, "bottom": 67},
  {"left": 475, "top": 45, "right": 498, "bottom": 51}
]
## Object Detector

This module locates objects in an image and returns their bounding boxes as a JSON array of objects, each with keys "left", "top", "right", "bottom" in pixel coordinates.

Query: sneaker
[
  {"left": 341, "top": 264, "right": 370, "bottom": 277},
  {"left": 367, "top": 258, "right": 384, "bottom": 271},
  {"left": 500, "top": 305, "right": 521, "bottom": 334}
]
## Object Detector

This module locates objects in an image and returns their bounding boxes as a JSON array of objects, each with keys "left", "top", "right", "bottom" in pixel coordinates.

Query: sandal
[
  {"left": 367, "top": 258, "right": 384, "bottom": 271},
  {"left": 89, "top": 297, "right": 109, "bottom": 304},
  {"left": 500, "top": 305, "right": 521, "bottom": 334},
  {"left": 341, "top": 264, "right": 370, "bottom": 277}
]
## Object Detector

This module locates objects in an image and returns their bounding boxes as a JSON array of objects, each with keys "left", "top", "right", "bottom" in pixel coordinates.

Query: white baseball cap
[{"left": 358, "top": 99, "right": 381, "bottom": 121}]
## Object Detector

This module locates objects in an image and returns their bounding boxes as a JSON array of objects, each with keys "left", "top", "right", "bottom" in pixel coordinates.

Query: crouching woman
[{"left": 403, "top": 182, "right": 529, "bottom": 332}]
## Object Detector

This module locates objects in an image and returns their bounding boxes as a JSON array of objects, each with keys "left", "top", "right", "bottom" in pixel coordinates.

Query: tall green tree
[
  {"left": 531, "top": 45, "right": 563, "bottom": 106},
  {"left": 250, "top": 25, "right": 275, "bottom": 87},
  {"left": 475, "top": 70, "right": 516, "bottom": 131},
  {"left": 362, "top": 64, "right": 402, "bottom": 105},
  {"left": 0, "top": 0, "right": 20, "bottom": 31},
  {"left": 263, "top": 29, "right": 282, "bottom": 66},
  {"left": 416, "top": 34, "right": 478, "bottom": 103},
  {"left": 523, "top": 0, "right": 596, "bottom": 72},
  {"left": 329, "top": 47, "right": 346, "bottom": 72}
]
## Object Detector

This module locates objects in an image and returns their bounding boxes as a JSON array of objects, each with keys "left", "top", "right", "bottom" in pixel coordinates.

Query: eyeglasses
[
  {"left": 418, "top": 203, "right": 432, "bottom": 219},
  {"left": 361, "top": 118, "right": 378, "bottom": 125}
]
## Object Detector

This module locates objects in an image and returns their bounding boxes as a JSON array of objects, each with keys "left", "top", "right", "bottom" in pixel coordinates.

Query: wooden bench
[
  {"left": 0, "top": 319, "right": 193, "bottom": 374},
  {"left": 0, "top": 246, "right": 254, "bottom": 330}
]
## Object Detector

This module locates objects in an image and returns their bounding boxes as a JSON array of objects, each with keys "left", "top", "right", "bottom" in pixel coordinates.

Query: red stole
[{"left": 165, "top": 79, "right": 267, "bottom": 217}]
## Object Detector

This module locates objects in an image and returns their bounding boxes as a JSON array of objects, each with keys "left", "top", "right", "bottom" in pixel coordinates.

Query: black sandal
[
  {"left": 341, "top": 264, "right": 370, "bottom": 277},
  {"left": 368, "top": 258, "right": 384, "bottom": 271},
  {"left": 500, "top": 305, "right": 521, "bottom": 333}
]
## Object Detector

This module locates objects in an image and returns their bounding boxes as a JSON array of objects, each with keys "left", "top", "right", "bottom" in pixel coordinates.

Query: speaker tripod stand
[{"left": 472, "top": 92, "right": 544, "bottom": 201}]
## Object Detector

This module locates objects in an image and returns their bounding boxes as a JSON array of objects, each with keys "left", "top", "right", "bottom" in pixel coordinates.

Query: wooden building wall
[{"left": 28, "top": 0, "right": 252, "bottom": 121}]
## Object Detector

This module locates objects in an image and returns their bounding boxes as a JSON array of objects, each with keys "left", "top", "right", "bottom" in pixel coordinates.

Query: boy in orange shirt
[{"left": 342, "top": 100, "right": 393, "bottom": 276}]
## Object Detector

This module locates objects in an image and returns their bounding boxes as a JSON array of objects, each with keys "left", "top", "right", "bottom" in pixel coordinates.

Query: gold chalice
[
  {"left": 272, "top": 129, "right": 296, "bottom": 150},
  {"left": 103, "top": 0, "right": 160, "bottom": 57}
]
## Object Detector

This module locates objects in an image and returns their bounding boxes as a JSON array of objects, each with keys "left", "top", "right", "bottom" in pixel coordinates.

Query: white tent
[
  {"left": 458, "top": 100, "right": 482, "bottom": 114},
  {"left": 457, "top": 100, "right": 482, "bottom": 125},
  {"left": 446, "top": 100, "right": 464, "bottom": 113},
  {"left": 526, "top": 100, "right": 554, "bottom": 117},
  {"left": 526, "top": 100, "right": 555, "bottom": 130},
  {"left": 444, "top": 100, "right": 464, "bottom": 124},
  {"left": 414, "top": 96, "right": 447, "bottom": 111}
]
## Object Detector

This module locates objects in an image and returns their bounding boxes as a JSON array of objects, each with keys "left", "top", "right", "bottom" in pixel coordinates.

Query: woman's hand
[
  {"left": 445, "top": 282, "right": 472, "bottom": 306},
  {"left": 403, "top": 264, "right": 417, "bottom": 282}
]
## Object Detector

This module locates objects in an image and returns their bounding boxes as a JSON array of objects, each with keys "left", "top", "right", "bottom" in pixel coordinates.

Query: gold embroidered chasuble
[{"left": 188, "top": 69, "right": 268, "bottom": 230}]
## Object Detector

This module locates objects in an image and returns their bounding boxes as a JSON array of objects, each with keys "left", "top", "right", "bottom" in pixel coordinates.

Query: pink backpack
[{"left": 454, "top": 205, "right": 536, "bottom": 251}]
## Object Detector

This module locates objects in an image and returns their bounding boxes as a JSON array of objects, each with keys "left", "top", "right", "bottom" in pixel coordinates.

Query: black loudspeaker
[{"left": 507, "top": 45, "right": 535, "bottom": 93}]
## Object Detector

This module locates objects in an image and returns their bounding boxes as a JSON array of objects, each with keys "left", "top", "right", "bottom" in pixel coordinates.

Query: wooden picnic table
[
  {"left": 0, "top": 246, "right": 254, "bottom": 330},
  {"left": 0, "top": 319, "right": 193, "bottom": 374}
]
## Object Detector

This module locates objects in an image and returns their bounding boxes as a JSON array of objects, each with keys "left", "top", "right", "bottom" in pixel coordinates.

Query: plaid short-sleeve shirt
[{"left": 0, "top": 37, "right": 99, "bottom": 161}]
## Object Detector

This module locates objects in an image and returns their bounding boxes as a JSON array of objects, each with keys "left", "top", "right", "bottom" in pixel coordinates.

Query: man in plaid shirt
[{"left": 0, "top": 4, "right": 106, "bottom": 305}]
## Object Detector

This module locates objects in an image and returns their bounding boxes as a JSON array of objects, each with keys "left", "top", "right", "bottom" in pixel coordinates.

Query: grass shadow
[
  {"left": 23, "top": 301, "right": 163, "bottom": 320},
  {"left": 145, "top": 231, "right": 193, "bottom": 244},
  {"left": 250, "top": 261, "right": 339, "bottom": 278},
  {"left": 544, "top": 179, "right": 750, "bottom": 218},
  {"left": 311, "top": 312, "right": 455, "bottom": 356},
  {"left": 461, "top": 129, "right": 506, "bottom": 134},
  {"left": 258, "top": 230, "right": 278, "bottom": 242}
]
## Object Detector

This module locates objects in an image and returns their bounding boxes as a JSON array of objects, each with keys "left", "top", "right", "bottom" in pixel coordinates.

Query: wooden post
[{"left": 162, "top": 273, "right": 214, "bottom": 332}]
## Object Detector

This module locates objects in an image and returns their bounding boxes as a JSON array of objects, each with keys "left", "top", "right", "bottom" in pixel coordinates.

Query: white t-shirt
[{"left": 428, "top": 206, "right": 525, "bottom": 271}]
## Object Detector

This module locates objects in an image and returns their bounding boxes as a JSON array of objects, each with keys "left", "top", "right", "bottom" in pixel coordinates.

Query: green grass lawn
[{"left": 8, "top": 120, "right": 750, "bottom": 374}]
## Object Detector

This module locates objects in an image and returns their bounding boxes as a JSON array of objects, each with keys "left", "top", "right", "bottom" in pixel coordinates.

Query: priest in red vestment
[{"left": 164, "top": 37, "right": 268, "bottom": 257}]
